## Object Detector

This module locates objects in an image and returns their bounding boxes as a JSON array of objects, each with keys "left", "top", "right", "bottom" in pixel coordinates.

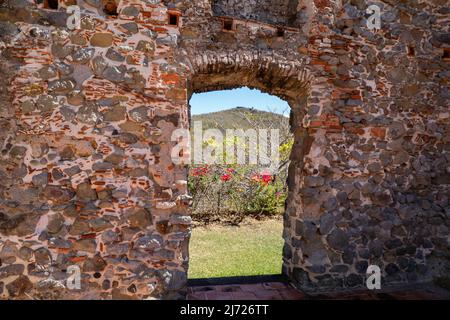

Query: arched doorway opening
[
  {"left": 187, "top": 87, "right": 291, "bottom": 280},
  {"left": 183, "top": 51, "right": 313, "bottom": 286}
]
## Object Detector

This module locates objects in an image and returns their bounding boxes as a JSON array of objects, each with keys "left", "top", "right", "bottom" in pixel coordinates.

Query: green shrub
[{"left": 246, "top": 184, "right": 286, "bottom": 216}]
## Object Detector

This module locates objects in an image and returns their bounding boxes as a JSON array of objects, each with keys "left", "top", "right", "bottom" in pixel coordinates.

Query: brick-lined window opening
[
  {"left": 443, "top": 48, "right": 450, "bottom": 61},
  {"left": 169, "top": 13, "right": 179, "bottom": 26},
  {"left": 408, "top": 46, "right": 415, "bottom": 56},
  {"left": 277, "top": 27, "right": 285, "bottom": 38},
  {"left": 103, "top": 0, "right": 118, "bottom": 16},
  {"left": 223, "top": 19, "right": 234, "bottom": 31},
  {"left": 44, "top": 0, "right": 59, "bottom": 9}
]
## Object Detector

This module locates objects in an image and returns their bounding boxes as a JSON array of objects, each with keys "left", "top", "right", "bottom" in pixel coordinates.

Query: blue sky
[{"left": 190, "top": 87, "right": 290, "bottom": 116}]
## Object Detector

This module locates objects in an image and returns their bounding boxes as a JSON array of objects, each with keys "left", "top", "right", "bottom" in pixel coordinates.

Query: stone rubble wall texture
[
  {"left": 211, "top": 0, "right": 307, "bottom": 27},
  {"left": 0, "top": 0, "right": 448, "bottom": 299}
]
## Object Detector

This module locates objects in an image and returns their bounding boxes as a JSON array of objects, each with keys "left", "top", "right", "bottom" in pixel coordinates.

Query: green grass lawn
[{"left": 188, "top": 218, "right": 284, "bottom": 279}]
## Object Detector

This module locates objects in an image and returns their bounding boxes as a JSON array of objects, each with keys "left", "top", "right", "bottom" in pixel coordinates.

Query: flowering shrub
[
  {"left": 188, "top": 164, "right": 287, "bottom": 222},
  {"left": 188, "top": 119, "right": 292, "bottom": 223},
  {"left": 191, "top": 166, "right": 209, "bottom": 177}
]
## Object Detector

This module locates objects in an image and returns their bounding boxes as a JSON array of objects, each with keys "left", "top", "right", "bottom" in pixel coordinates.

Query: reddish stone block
[
  {"left": 345, "top": 126, "right": 365, "bottom": 135},
  {"left": 162, "top": 73, "right": 181, "bottom": 85},
  {"left": 298, "top": 47, "right": 308, "bottom": 54},
  {"left": 371, "top": 127, "right": 386, "bottom": 139},
  {"left": 309, "top": 114, "right": 342, "bottom": 131},
  {"left": 309, "top": 120, "right": 324, "bottom": 128},
  {"left": 311, "top": 59, "right": 327, "bottom": 66}
]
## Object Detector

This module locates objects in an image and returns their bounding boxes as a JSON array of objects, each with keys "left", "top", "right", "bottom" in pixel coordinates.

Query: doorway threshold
[{"left": 188, "top": 274, "right": 288, "bottom": 287}]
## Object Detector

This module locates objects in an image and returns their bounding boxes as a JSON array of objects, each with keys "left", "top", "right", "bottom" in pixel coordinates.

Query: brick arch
[{"left": 186, "top": 50, "right": 313, "bottom": 104}]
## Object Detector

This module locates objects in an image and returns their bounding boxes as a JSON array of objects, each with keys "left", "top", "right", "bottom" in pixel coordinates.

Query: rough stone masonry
[{"left": 0, "top": 0, "right": 448, "bottom": 299}]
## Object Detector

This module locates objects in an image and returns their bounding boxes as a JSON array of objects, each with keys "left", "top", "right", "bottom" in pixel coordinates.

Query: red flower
[
  {"left": 251, "top": 171, "right": 272, "bottom": 185},
  {"left": 221, "top": 174, "right": 232, "bottom": 182},
  {"left": 226, "top": 168, "right": 236, "bottom": 174},
  {"left": 261, "top": 174, "right": 272, "bottom": 185},
  {"left": 192, "top": 166, "right": 209, "bottom": 177}
]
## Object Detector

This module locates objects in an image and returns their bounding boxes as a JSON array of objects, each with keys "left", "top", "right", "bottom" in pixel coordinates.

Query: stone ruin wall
[
  {"left": 0, "top": 0, "right": 448, "bottom": 299},
  {"left": 211, "top": 0, "right": 307, "bottom": 27}
]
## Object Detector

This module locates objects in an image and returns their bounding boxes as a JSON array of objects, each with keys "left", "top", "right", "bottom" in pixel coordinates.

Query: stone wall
[
  {"left": 211, "top": 0, "right": 306, "bottom": 27},
  {"left": 0, "top": 0, "right": 190, "bottom": 300},
  {"left": 0, "top": 0, "right": 448, "bottom": 299},
  {"left": 282, "top": 0, "right": 450, "bottom": 291}
]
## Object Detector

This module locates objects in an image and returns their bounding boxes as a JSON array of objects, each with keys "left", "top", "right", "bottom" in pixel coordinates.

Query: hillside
[{"left": 191, "top": 107, "right": 290, "bottom": 134}]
